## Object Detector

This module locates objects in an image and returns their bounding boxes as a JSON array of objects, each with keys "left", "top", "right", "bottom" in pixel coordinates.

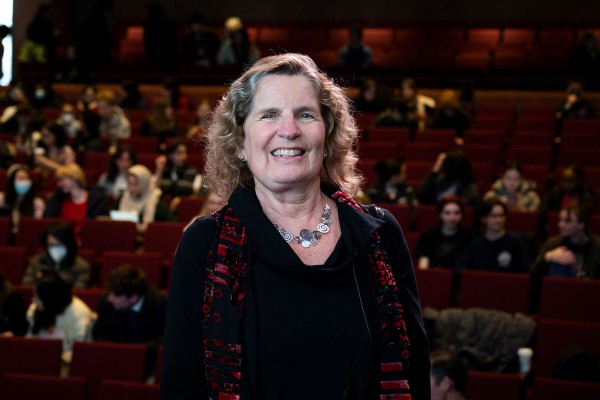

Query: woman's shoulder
[{"left": 70, "top": 296, "right": 94, "bottom": 317}]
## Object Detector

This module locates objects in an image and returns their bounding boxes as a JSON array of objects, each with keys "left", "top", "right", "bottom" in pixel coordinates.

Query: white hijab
[{"left": 118, "top": 164, "right": 162, "bottom": 224}]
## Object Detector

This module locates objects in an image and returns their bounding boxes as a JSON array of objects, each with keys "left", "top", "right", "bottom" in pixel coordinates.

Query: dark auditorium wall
[{"left": 106, "top": 0, "right": 596, "bottom": 23}]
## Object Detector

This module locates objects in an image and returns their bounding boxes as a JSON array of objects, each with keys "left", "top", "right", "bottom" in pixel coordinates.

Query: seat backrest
[
  {"left": 534, "top": 319, "right": 600, "bottom": 377},
  {"left": 0, "top": 216, "right": 10, "bottom": 246},
  {"left": 414, "top": 268, "right": 454, "bottom": 310},
  {"left": 143, "top": 222, "right": 186, "bottom": 260},
  {"left": 80, "top": 220, "right": 137, "bottom": 257},
  {"left": 532, "top": 377, "right": 600, "bottom": 400},
  {"left": 0, "top": 373, "right": 87, "bottom": 400},
  {"left": 539, "top": 277, "right": 600, "bottom": 323},
  {"left": 0, "top": 246, "right": 27, "bottom": 285},
  {"left": 72, "top": 288, "right": 106, "bottom": 312},
  {"left": 0, "top": 337, "right": 62, "bottom": 376},
  {"left": 15, "top": 217, "right": 65, "bottom": 254},
  {"left": 97, "top": 380, "right": 160, "bottom": 400},
  {"left": 465, "top": 371, "right": 522, "bottom": 400},
  {"left": 99, "top": 251, "right": 163, "bottom": 288},
  {"left": 70, "top": 341, "right": 147, "bottom": 400},
  {"left": 458, "top": 270, "right": 530, "bottom": 314}
]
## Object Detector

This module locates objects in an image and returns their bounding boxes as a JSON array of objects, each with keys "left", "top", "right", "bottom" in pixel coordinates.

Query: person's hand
[
  {"left": 155, "top": 155, "right": 167, "bottom": 172},
  {"left": 565, "top": 93, "right": 578, "bottom": 107},
  {"left": 432, "top": 152, "right": 446, "bottom": 173},
  {"left": 1, "top": 331, "right": 14, "bottom": 337},
  {"left": 544, "top": 246, "right": 576, "bottom": 265}
]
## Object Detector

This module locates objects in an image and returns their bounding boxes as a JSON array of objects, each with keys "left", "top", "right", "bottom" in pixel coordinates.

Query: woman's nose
[{"left": 278, "top": 114, "right": 300, "bottom": 138}]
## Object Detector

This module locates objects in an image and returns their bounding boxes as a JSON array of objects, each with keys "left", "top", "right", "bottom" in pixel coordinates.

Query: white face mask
[
  {"left": 60, "top": 113, "right": 75, "bottom": 124},
  {"left": 14, "top": 180, "right": 32, "bottom": 196},
  {"left": 48, "top": 245, "right": 67, "bottom": 264}
]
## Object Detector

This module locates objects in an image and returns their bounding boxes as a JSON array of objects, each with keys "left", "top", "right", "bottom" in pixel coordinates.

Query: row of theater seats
[{"left": 118, "top": 24, "right": 596, "bottom": 74}]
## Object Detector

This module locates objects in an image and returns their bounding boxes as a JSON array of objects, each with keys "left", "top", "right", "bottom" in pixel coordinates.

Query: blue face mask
[
  {"left": 48, "top": 245, "right": 67, "bottom": 264},
  {"left": 14, "top": 180, "right": 32, "bottom": 196}
]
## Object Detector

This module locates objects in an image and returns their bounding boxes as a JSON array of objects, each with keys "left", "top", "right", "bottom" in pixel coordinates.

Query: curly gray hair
[{"left": 203, "top": 53, "right": 362, "bottom": 199}]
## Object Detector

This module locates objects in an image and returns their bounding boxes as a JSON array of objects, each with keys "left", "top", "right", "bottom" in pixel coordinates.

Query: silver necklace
[{"left": 274, "top": 199, "right": 333, "bottom": 248}]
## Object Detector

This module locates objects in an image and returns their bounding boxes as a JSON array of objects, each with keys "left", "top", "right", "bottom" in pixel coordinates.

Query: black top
[
  {"left": 161, "top": 185, "right": 430, "bottom": 400},
  {"left": 456, "top": 232, "right": 530, "bottom": 273},
  {"left": 415, "top": 227, "right": 476, "bottom": 269},
  {"left": 0, "top": 290, "right": 29, "bottom": 336}
]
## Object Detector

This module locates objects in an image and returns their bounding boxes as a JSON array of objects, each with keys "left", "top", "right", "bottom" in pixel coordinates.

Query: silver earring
[
  {"left": 323, "top": 153, "right": 327, "bottom": 159},
  {"left": 239, "top": 155, "right": 246, "bottom": 161}
]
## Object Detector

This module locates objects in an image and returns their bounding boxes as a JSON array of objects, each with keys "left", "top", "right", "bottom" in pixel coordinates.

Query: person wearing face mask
[
  {"left": 0, "top": 164, "right": 45, "bottom": 231},
  {"left": 57, "top": 103, "right": 83, "bottom": 138},
  {"left": 22, "top": 221, "right": 90, "bottom": 289}
]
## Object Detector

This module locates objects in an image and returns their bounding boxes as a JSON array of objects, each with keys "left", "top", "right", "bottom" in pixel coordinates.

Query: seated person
[
  {"left": 0, "top": 271, "right": 29, "bottom": 336},
  {"left": 92, "top": 265, "right": 167, "bottom": 376},
  {"left": 415, "top": 195, "right": 476, "bottom": 270},
  {"left": 22, "top": 221, "right": 90, "bottom": 289},
  {"left": 44, "top": 163, "right": 109, "bottom": 236},
  {"left": 353, "top": 78, "right": 387, "bottom": 114},
  {"left": 430, "top": 352, "right": 468, "bottom": 400},
  {"left": 368, "top": 158, "right": 416, "bottom": 205},
  {"left": 186, "top": 99, "right": 212, "bottom": 139},
  {"left": 555, "top": 81, "right": 596, "bottom": 120},
  {"left": 337, "top": 27, "right": 373, "bottom": 70},
  {"left": 97, "top": 145, "right": 137, "bottom": 200},
  {"left": 457, "top": 199, "right": 529, "bottom": 273},
  {"left": 533, "top": 204, "right": 600, "bottom": 280},
  {"left": 154, "top": 140, "right": 202, "bottom": 199},
  {"left": 542, "top": 164, "right": 597, "bottom": 215},
  {"left": 429, "top": 89, "right": 471, "bottom": 138},
  {"left": 418, "top": 150, "right": 480, "bottom": 207},
  {"left": 139, "top": 95, "right": 179, "bottom": 147},
  {"left": 375, "top": 79, "right": 435, "bottom": 133},
  {"left": 26, "top": 272, "right": 94, "bottom": 364},
  {"left": 33, "top": 122, "right": 77, "bottom": 171},
  {"left": 0, "top": 164, "right": 45, "bottom": 230},
  {"left": 484, "top": 161, "right": 541, "bottom": 212},
  {"left": 96, "top": 89, "right": 131, "bottom": 144},
  {"left": 117, "top": 164, "right": 176, "bottom": 233}
]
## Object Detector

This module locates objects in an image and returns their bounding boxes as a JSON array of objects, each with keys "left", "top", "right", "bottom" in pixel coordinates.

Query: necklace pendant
[
  {"left": 317, "top": 223, "right": 329, "bottom": 233},
  {"left": 301, "top": 240, "right": 311, "bottom": 248}
]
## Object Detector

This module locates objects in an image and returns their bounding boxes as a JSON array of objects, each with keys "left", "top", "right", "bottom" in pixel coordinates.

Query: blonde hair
[
  {"left": 56, "top": 163, "right": 86, "bottom": 188},
  {"left": 96, "top": 89, "right": 117, "bottom": 106},
  {"left": 203, "top": 53, "right": 362, "bottom": 199}
]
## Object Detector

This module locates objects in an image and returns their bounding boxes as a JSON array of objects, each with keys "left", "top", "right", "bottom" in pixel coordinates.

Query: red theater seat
[
  {"left": 531, "top": 377, "right": 600, "bottom": 400},
  {"left": 465, "top": 371, "right": 522, "bottom": 400},
  {"left": 0, "top": 246, "right": 27, "bottom": 285},
  {"left": 414, "top": 268, "right": 453, "bottom": 310},
  {"left": 458, "top": 270, "right": 530, "bottom": 314},
  {"left": 539, "top": 277, "right": 600, "bottom": 323},
  {"left": 97, "top": 380, "right": 160, "bottom": 400},
  {"left": 0, "top": 337, "right": 62, "bottom": 376},
  {"left": 0, "top": 373, "right": 87, "bottom": 400}
]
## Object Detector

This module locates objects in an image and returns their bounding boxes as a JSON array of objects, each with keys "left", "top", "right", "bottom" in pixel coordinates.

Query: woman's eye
[
  {"left": 262, "top": 112, "right": 275, "bottom": 120},
  {"left": 299, "top": 112, "right": 314, "bottom": 120}
]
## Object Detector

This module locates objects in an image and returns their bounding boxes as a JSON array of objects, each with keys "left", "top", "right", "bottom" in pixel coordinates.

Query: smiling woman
[{"left": 161, "top": 53, "right": 430, "bottom": 400}]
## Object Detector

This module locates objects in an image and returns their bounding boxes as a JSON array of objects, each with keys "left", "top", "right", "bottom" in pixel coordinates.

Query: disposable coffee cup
[
  {"left": 33, "top": 147, "right": 46, "bottom": 156},
  {"left": 518, "top": 347, "right": 533, "bottom": 373}
]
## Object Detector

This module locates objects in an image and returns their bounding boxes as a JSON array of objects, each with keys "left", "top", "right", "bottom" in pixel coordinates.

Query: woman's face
[
  {"left": 58, "top": 175, "right": 78, "bottom": 193},
  {"left": 439, "top": 202, "right": 462, "bottom": 230},
  {"left": 127, "top": 175, "right": 142, "bottom": 198},
  {"left": 241, "top": 74, "right": 326, "bottom": 195},
  {"left": 561, "top": 168, "right": 580, "bottom": 195},
  {"left": 116, "top": 151, "right": 133, "bottom": 173},
  {"left": 483, "top": 205, "right": 506, "bottom": 233},
  {"left": 41, "top": 128, "right": 55, "bottom": 147},
  {"left": 502, "top": 168, "right": 522, "bottom": 194},
  {"left": 14, "top": 169, "right": 30, "bottom": 182},
  {"left": 169, "top": 145, "right": 188, "bottom": 167},
  {"left": 558, "top": 209, "right": 584, "bottom": 238}
]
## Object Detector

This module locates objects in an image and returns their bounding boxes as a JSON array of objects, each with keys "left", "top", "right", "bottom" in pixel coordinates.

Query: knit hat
[{"left": 56, "top": 163, "right": 86, "bottom": 188}]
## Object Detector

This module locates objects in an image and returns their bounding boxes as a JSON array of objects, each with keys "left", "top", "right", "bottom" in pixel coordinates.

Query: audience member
[
  {"left": 0, "top": 271, "right": 28, "bottom": 336},
  {"left": 569, "top": 30, "right": 600, "bottom": 76},
  {"left": 418, "top": 150, "right": 480, "bottom": 207},
  {"left": 430, "top": 352, "right": 468, "bottom": 400},
  {"left": 217, "top": 27, "right": 260, "bottom": 67},
  {"left": 337, "top": 26, "right": 373, "bottom": 70},
  {"left": 30, "top": 81, "right": 60, "bottom": 110},
  {"left": 44, "top": 163, "right": 109, "bottom": 235},
  {"left": 33, "top": 122, "right": 76, "bottom": 171},
  {"left": 555, "top": 81, "right": 596, "bottom": 120},
  {"left": 375, "top": 79, "right": 436, "bottom": 133},
  {"left": 430, "top": 89, "right": 471, "bottom": 137},
  {"left": 484, "top": 161, "right": 541, "bottom": 212},
  {"left": 76, "top": 84, "right": 98, "bottom": 113},
  {"left": 22, "top": 221, "right": 91, "bottom": 289},
  {"left": 0, "top": 164, "right": 45, "bottom": 230},
  {"left": 186, "top": 99, "right": 212, "bottom": 139},
  {"left": 161, "top": 77, "right": 189, "bottom": 111},
  {"left": 368, "top": 158, "right": 416, "bottom": 205},
  {"left": 353, "top": 78, "right": 388, "bottom": 114},
  {"left": 541, "top": 164, "right": 597, "bottom": 215},
  {"left": 97, "top": 145, "right": 137, "bottom": 200},
  {"left": 181, "top": 12, "right": 220, "bottom": 69},
  {"left": 139, "top": 95, "right": 178, "bottom": 146},
  {"left": 117, "top": 164, "right": 175, "bottom": 233},
  {"left": 96, "top": 89, "right": 131, "bottom": 144},
  {"left": 533, "top": 204, "right": 600, "bottom": 279},
  {"left": 143, "top": 1, "right": 177, "bottom": 66},
  {"left": 92, "top": 264, "right": 167, "bottom": 376},
  {"left": 74, "top": 109, "right": 105, "bottom": 153},
  {"left": 415, "top": 196, "right": 476, "bottom": 270},
  {"left": 154, "top": 140, "right": 202, "bottom": 200},
  {"left": 18, "top": 4, "right": 56, "bottom": 63},
  {"left": 119, "top": 79, "right": 145, "bottom": 110},
  {"left": 93, "top": 264, "right": 167, "bottom": 344},
  {"left": 58, "top": 103, "right": 84, "bottom": 138},
  {"left": 0, "top": 138, "right": 15, "bottom": 168},
  {"left": 26, "top": 271, "right": 94, "bottom": 364},
  {"left": 457, "top": 199, "right": 529, "bottom": 273}
]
